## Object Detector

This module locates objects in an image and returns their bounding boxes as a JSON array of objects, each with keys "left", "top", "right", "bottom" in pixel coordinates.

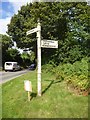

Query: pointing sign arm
[
  {"left": 41, "top": 40, "right": 58, "bottom": 48},
  {"left": 26, "top": 28, "right": 38, "bottom": 35}
]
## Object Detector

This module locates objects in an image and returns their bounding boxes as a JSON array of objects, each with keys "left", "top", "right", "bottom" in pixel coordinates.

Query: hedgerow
[{"left": 42, "top": 57, "right": 89, "bottom": 94}]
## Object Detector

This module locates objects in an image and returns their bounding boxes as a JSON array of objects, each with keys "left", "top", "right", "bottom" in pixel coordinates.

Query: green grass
[
  {"left": 0, "top": 84, "right": 2, "bottom": 120},
  {"left": 2, "top": 70, "right": 88, "bottom": 118}
]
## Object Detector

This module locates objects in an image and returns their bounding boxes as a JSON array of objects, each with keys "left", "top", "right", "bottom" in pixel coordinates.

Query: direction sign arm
[{"left": 26, "top": 28, "right": 38, "bottom": 35}]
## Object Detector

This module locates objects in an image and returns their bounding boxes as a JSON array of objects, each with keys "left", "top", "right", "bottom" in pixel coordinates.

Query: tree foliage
[
  {"left": 20, "top": 52, "right": 31, "bottom": 67},
  {"left": 0, "top": 34, "right": 13, "bottom": 66},
  {"left": 7, "top": 48, "right": 21, "bottom": 63},
  {"left": 7, "top": 2, "right": 90, "bottom": 64}
]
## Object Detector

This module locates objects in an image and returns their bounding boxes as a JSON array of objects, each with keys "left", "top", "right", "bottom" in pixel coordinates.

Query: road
[{"left": 0, "top": 69, "right": 29, "bottom": 84}]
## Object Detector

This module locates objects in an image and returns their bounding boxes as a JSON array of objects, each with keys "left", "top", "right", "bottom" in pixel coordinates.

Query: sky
[
  {"left": 0, "top": 0, "right": 31, "bottom": 35},
  {"left": 0, "top": 0, "right": 89, "bottom": 35}
]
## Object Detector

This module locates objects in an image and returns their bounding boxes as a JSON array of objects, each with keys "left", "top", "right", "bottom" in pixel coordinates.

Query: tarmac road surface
[{"left": 0, "top": 69, "right": 28, "bottom": 84}]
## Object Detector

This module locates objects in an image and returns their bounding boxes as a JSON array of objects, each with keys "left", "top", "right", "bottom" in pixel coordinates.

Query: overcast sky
[{"left": 0, "top": 0, "right": 31, "bottom": 35}]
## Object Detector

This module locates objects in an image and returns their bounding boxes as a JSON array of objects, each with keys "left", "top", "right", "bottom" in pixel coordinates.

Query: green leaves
[
  {"left": 1, "top": 34, "right": 13, "bottom": 67},
  {"left": 43, "top": 57, "right": 89, "bottom": 93},
  {"left": 7, "top": 2, "right": 90, "bottom": 64},
  {"left": 7, "top": 48, "right": 20, "bottom": 60},
  {"left": 56, "top": 57, "right": 89, "bottom": 91}
]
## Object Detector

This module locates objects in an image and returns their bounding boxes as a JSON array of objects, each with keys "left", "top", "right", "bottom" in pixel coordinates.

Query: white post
[{"left": 37, "top": 19, "right": 41, "bottom": 96}]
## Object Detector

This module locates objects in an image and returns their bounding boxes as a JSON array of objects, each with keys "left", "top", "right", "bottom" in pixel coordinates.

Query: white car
[{"left": 4, "top": 62, "right": 21, "bottom": 72}]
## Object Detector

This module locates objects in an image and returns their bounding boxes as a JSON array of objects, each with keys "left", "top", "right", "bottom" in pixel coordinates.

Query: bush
[{"left": 43, "top": 57, "right": 89, "bottom": 92}]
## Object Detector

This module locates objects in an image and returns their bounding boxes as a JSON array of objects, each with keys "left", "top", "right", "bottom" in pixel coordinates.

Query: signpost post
[
  {"left": 26, "top": 19, "right": 58, "bottom": 97},
  {"left": 26, "top": 19, "right": 41, "bottom": 96},
  {"left": 37, "top": 20, "right": 41, "bottom": 96}
]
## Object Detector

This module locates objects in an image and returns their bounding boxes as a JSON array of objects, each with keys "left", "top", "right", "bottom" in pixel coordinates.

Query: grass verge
[
  {"left": 2, "top": 70, "right": 88, "bottom": 118},
  {"left": 0, "top": 84, "right": 2, "bottom": 119}
]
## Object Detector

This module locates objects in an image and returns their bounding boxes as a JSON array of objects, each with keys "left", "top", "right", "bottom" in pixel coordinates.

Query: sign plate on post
[
  {"left": 26, "top": 28, "right": 38, "bottom": 35},
  {"left": 24, "top": 80, "right": 32, "bottom": 92},
  {"left": 41, "top": 40, "right": 58, "bottom": 48}
]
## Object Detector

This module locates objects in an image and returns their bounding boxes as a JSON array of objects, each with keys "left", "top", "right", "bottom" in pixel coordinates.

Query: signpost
[
  {"left": 26, "top": 19, "right": 58, "bottom": 97},
  {"left": 26, "top": 19, "right": 41, "bottom": 96},
  {"left": 41, "top": 40, "right": 58, "bottom": 48},
  {"left": 37, "top": 20, "right": 41, "bottom": 96}
]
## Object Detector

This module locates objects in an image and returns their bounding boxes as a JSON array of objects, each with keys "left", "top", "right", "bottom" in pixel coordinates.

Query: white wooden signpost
[
  {"left": 26, "top": 19, "right": 41, "bottom": 96},
  {"left": 26, "top": 19, "right": 58, "bottom": 97}
]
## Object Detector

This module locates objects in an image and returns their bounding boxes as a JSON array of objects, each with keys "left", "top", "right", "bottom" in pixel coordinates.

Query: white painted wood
[
  {"left": 37, "top": 21, "right": 41, "bottom": 96},
  {"left": 24, "top": 80, "right": 32, "bottom": 92},
  {"left": 41, "top": 40, "right": 58, "bottom": 48},
  {"left": 26, "top": 28, "right": 38, "bottom": 35},
  {"left": 26, "top": 20, "right": 42, "bottom": 97}
]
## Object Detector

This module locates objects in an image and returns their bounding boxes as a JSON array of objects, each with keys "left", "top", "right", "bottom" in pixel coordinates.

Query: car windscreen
[
  {"left": 31, "top": 64, "right": 34, "bottom": 67},
  {"left": 6, "top": 63, "right": 12, "bottom": 65}
]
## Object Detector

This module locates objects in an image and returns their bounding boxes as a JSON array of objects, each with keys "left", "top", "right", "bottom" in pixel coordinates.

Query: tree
[
  {"left": 0, "top": 34, "right": 13, "bottom": 67},
  {"left": 21, "top": 52, "right": 31, "bottom": 67},
  {"left": 7, "top": 48, "right": 21, "bottom": 62},
  {"left": 7, "top": 3, "right": 67, "bottom": 63},
  {"left": 51, "top": 2, "right": 90, "bottom": 64},
  {"left": 66, "top": 3, "right": 90, "bottom": 59},
  {"left": 7, "top": 2, "right": 90, "bottom": 65}
]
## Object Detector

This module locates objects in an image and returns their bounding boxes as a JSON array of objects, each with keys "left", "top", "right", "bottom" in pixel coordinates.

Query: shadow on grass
[
  {"left": 42, "top": 80, "right": 61, "bottom": 95},
  {"left": 30, "top": 92, "right": 37, "bottom": 100}
]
